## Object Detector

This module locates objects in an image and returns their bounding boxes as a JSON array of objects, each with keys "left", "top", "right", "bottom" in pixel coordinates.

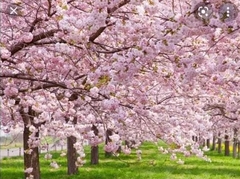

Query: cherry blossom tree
[{"left": 1, "top": 0, "right": 240, "bottom": 179}]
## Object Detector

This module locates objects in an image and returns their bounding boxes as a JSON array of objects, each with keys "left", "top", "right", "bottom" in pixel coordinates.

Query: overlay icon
[
  {"left": 7, "top": 3, "right": 22, "bottom": 16},
  {"left": 194, "top": 2, "right": 213, "bottom": 21},
  {"left": 219, "top": 2, "right": 239, "bottom": 22}
]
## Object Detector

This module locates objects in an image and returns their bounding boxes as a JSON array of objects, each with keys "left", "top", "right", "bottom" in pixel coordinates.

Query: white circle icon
[{"left": 194, "top": 2, "right": 213, "bottom": 21}]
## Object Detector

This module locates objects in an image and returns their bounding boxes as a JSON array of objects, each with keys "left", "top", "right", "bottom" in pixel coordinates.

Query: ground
[{"left": 1, "top": 142, "right": 240, "bottom": 179}]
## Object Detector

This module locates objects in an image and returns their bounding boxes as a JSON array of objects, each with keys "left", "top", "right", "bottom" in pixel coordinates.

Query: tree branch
[
  {"left": 89, "top": 0, "right": 130, "bottom": 42},
  {"left": 203, "top": 104, "right": 238, "bottom": 121},
  {"left": 0, "top": 74, "right": 67, "bottom": 89},
  {"left": 107, "top": 0, "right": 131, "bottom": 14},
  {"left": 11, "top": 29, "right": 60, "bottom": 55}
]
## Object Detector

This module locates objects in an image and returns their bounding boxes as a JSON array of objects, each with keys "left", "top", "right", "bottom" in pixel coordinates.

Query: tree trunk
[
  {"left": 67, "top": 136, "right": 78, "bottom": 175},
  {"left": 211, "top": 135, "right": 216, "bottom": 151},
  {"left": 206, "top": 139, "right": 210, "bottom": 148},
  {"left": 91, "top": 146, "right": 99, "bottom": 164},
  {"left": 125, "top": 140, "right": 130, "bottom": 148},
  {"left": 91, "top": 125, "right": 99, "bottom": 165},
  {"left": 224, "top": 134, "right": 230, "bottom": 156},
  {"left": 195, "top": 136, "right": 198, "bottom": 142},
  {"left": 24, "top": 125, "right": 40, "bottom": 179},
  {"left": 125, "top": 140, "right": 136, "bottom": 149},
  {"left": 238, "top": 142, "right": 240, "bottom": 159},
  {"left": 218, "top": 132, "right": 222, "bottom": 153},
  {"left": 21, "top": 108, "right": 41, "bottom": 179},
  {"left": 105, "top": 129, "right": 113, "bottom": 157},
  {"left": 233, "top": 128, "right": 238, "bottom": 158},
  {"left": 201, "top": 138, "right": 205, "bottom": 147},
  {"left": 66, "top": 117, "right": 78, "bottom": 175}
]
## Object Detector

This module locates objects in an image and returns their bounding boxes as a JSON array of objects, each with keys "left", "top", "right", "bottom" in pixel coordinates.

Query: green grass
[{"left": 1, "top": 142, "right": 240, "bottom": 179}]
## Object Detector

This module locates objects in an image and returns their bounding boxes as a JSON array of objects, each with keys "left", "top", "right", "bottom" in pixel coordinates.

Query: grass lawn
[{"left": 1, "top": 142, "right": 240, "bottom": 179}]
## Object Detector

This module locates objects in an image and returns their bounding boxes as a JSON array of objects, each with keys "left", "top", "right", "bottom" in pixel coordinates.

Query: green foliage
[
  {"left": 1, "top": 143, "right": 240, "bottom": 179},
  {"left": 96, "top": 75, "right": 111, "bottom": 88}
]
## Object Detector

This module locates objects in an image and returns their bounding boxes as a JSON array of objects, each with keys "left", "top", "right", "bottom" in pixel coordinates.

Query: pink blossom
[
  {"left": 50, "top": 161, "right": 59, "bottom": 169},
  {"left": 158, "top": 146, "right": 164, "bottom": 152},
  {"left": 24, "top": 167, "right": 33, "bottom": 173},
  {"left": 177, "top": 159, "right": 184, "bottom": 165},
  {"left": 90, "top": 86, "right": 99, "bottom": 96},
  {"left": 24, "top": 149, "right": 33, "bottom": 154},
  {"left": 0, "top": 48, "right": 11, "bottom": 59},
  {"left": 136, "top": 150, "right": 142, "bottom": 160},
  {"left": 29, "top": 125, "right": 36, "bottom": 133},
  {"left": 104, "top": 142, "right": 119, "bottom": 153},
  {"left": 89, "top": 136, "right": 102, "bottom": 146},
  {"left": 44, "top": 153, "right": 52, "bottom": 160},
  {"left": 22, "top": 33, "right": 33, "bottom": 43},
  {"left": 60, "top": 152, "right": 66, "bottom": 157},
  {"left": 170, "top": 153, "right": 177, "bottom": 161},
  {"left": 4, "top": 86, "right": 18, "bottom": 97},
  {"left": 86, "top": 114, "right": 95, "bottom": 123},
  {"left": 102, "top": 98, "right": 119, "bottom": 111},
  {"left": 75, "top": 157, "right": 86, "bottom": 167},
  {"left": 26, "top": 175, "right": 34, "bottom": 179},
  {"left": 109, "top": 134, "right": 120, "bottom": 143},
  {"left": 122, "top": 146, "right": 131, "bottom": 155},
  {"left": 202, "top": 146, "right": 210, "bottom": 152}
]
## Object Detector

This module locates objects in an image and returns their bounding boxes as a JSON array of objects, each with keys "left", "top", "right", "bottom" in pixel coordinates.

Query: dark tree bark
[
  {"left": 217, "top": 132, "right": 222, "bottom": 153},
  {"left": 201, "top": 138, "right": 205, "bottom": 147},
  {"left": 233, "top": 128, "right": 238, "bottom": 158},
  {"left": 206, "top": 139, "right": 210, "bottom": 148},
  {"left": 66, "top": 117, "right": 78, "bottom": 175},
  {"left": 67, "top": 135, "right": 78, "bottom": 175},
  {"left": 211, "top": 135, "right": 216, "bottom": 151},
  {"left": 105, "top": 128, "right": 113, "bottom": 157},
  {"left": 224, "top": 134, "right": 230, "bottom": 156},
  {"left": 125, "top": 140, "right": 136, "bottom": 149},
  {"left": 91, "top": 125, "right": 99, "bottom": 165},
  {"left": 195, "top": 136, "right": 198, "bottom": 142},
  {"left": 21, "top": 108, "right": 41, "bottom": 179},
  {"left": 117, "top": 145, "right": 122, "bottom": 153},
  {"left": 125, "top": 140, "right": 130, "bottom": 147}
]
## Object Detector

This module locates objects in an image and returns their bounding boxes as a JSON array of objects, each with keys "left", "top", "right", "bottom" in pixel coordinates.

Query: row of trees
[
  {"left": 193, "top": 129, "right": 240, "bottom": 159},
  {"left": 1, "top": 0, "right": 239, "bottom": 178}
]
